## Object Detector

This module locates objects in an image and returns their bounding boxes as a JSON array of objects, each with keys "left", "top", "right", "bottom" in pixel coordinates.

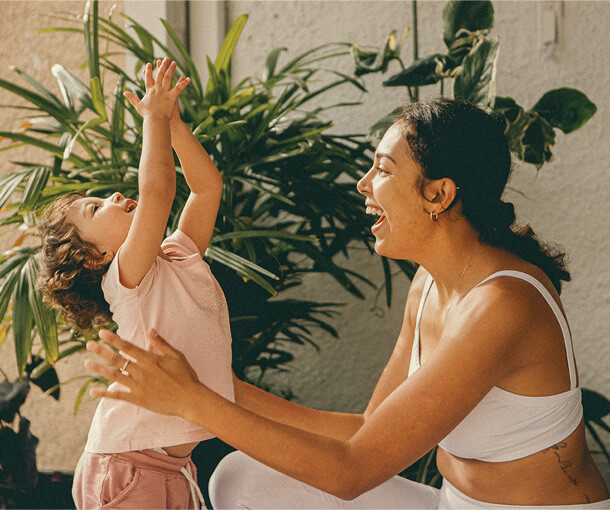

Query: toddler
[{"left": 38, "top": 58, "right": 234, "bottom": 509}]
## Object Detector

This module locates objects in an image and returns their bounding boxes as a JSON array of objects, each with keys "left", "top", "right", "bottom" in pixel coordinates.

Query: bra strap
[
  {"left": 409, "top": 274, "right": 434, "bottom": 375},
  {"left": 475, "top": 270, "right": 577, "bottom": 390}
]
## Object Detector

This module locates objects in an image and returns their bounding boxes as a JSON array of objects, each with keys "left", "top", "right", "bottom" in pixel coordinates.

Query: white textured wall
[{"left": 225, "top": 0, "right": 610, "bottom": 466}]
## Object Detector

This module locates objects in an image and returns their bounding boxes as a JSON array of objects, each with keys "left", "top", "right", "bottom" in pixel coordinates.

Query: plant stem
[{"left": 412, "top": 0, "right": 419, "bottom": 101}]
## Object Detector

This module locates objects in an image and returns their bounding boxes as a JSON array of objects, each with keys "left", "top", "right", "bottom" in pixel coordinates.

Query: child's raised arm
[
  {"left": 169, "top": 107, "right": 222, "bottom": 256},
  {"left": 119, "top": 58, "right": 190, "bottom": 288}
]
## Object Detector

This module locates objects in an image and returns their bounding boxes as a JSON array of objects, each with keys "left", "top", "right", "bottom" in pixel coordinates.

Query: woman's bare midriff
[
  {"left": 162, "top": 441, "right": 200, "bottom": 458},
  {"left": 437, "top": 420, "right": 610, "bottom": 505}
]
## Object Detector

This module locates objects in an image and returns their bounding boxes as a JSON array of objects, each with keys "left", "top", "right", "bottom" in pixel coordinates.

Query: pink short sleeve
[{"left": 161, "top": 230, "right": 202, "bottom": 258}]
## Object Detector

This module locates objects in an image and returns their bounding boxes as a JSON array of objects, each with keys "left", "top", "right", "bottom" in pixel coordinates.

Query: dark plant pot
[{"left": 0, "top": 472, "right": 75, "bottom": 509}]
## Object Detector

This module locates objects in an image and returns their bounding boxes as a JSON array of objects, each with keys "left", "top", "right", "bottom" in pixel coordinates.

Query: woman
[{"left": 86, "top": 98, "right": 610, "bottom": 508}]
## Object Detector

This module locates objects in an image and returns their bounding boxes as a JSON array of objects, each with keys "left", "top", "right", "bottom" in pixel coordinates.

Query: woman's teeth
[{"left": 366, "top": 206, "right": 383, "bottom": 216}]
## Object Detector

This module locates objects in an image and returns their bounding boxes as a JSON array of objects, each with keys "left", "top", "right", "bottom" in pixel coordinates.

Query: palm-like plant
[{"left": 0, "top": 2, "right": 415, "bottom": 397}]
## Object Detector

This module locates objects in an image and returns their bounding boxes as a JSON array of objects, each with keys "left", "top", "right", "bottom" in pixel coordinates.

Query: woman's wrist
[{"left": 181, "top": 380, "right": 209, "bottom": 423}]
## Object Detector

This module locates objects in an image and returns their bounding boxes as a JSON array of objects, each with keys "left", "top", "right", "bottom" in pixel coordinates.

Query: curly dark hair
[{"left": 37, "top": 192, "right": 113, "bottom": 331}]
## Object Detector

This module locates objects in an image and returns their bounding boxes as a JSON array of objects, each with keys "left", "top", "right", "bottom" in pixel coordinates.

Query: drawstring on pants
[
  {"left": 180, "top": 463, "right": 206, "bottom": 509},
  {"left": 152, "top": 448, "right": 205, "bottom": 509}
]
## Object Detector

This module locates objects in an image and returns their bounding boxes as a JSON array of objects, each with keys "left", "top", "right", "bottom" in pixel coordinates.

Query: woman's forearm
[
  {"left": 233, "top": 375, "right": 364, "bottom": 441},
  {"left": 185, "top": 381, "right": 361, "bottom": 499}
]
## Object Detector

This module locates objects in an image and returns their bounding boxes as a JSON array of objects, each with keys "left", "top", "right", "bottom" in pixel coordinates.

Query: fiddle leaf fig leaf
[
  {"left": 532, "top": 88, "right": 597, "bottom": 134},
  {"left": 494, "top": 96, "right": 524, "bottom": 124},
  {"left": 383, "top": 54, "right": 443, "bottom": 87},
  {"left": 442, "top": 0, "right": 494, "bottom": 47},
  {"left": 453, "top": 37, "right": 499, "bottom": 108},
  {"left": 505, "top": 111, "right": 555, "bottom": 168}
]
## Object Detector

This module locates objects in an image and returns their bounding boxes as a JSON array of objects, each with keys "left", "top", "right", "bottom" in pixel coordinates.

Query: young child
[{"left": 38, "top": 58, "right": 234, "bottom": 509}]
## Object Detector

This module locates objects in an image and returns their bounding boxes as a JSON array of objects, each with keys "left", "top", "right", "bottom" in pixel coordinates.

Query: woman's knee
[{"left": 209, "top": 451, "right": 259, "bottom": 508}]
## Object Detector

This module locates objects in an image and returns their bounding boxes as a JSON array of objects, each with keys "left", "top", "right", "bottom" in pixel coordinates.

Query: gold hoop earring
[{"left": 430, "top": 211, "right": 439, "bottom": 222}]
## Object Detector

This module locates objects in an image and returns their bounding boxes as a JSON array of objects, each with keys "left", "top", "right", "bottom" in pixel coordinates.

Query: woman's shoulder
[{"left": 454, "top": 265, "right": 567, "bottom": 354}]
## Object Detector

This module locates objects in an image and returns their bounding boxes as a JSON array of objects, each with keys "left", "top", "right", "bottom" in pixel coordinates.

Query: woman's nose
[{"left": 357, "top": 169, "right": 371, "bottom": 195}]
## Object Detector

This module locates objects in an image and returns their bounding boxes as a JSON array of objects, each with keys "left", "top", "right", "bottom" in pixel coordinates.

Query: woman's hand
[{"left": 85, "top": 329, "right": 202, "bottom": 418}]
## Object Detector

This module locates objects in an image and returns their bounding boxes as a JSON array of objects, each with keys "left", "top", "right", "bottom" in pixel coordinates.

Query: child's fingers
[
  {"left": 173, "top": 76, "right": 191, "bottom": 94},
  {"left": 155, "top": 57, "right": 171, "bottom": 85},
  {"left": 144, "top": 62, "right": 154, "bottom": 89},
  {"left": 162, "top": 61, "right": 178, "bottom": 89},
  {"left": 123, "top": 91, "right": 141, "bottom": 108}
]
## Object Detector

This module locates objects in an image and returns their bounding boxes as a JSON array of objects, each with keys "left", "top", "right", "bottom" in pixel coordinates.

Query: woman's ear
[
  {"left": 438, "top": 178, "right": 459, "bottom": 211},
  {"left": 423, "top": 178, "right": 458, "bottom": 209}
]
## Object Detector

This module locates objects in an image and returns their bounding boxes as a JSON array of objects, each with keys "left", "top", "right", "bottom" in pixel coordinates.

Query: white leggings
[{"left": 209, "top": 451, "right": 610, "bottom": 509}]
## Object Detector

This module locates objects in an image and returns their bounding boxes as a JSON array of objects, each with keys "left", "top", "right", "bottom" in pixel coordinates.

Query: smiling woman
[{"left": 85, "top": 98, "right": 609, "bottom": 508}]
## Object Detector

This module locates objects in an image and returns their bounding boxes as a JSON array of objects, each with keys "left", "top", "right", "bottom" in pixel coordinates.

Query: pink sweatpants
[{"left": 72, "top": 449, "right": 204, "bottom": 509}]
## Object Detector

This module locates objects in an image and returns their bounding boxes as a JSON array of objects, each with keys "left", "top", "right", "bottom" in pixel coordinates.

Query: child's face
[{"left": 66, "top": 192, "right": 137, "bottom": 256}]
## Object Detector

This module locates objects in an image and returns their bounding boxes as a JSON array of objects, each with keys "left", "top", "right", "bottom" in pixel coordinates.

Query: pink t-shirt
[{"left": 85, "top": 230, "right": 235, "bottom": 453}]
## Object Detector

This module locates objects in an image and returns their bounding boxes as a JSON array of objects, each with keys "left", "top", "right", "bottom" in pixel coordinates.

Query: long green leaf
[
  {"left": 13, "top": 266, "right": 34, "bottom": 377},
  {"left": 110, "top": 75, "right": 126, "bottom": 167},
  {"left": 19, "top": 167, "right": 50, "bottom": 213},
  {"left": 51, "top": 64, "right": 95, "bottom": 112},
  {"left": 90, "top": 76, "right": 107, "bottom": 120},
  {"left": 160, "top": 19, "right": 203, "bottom": 98},
  {"left": 0, "top": 77, "right": 71, "bottom": 122},
  {"left": 0, "top": 270, "right": 21, "bottom": 323},
  {"left": 0, "top": 132, "right": 86, "bottom": 165},
  {"left": 9, "top": 67, "right": 67, "bottom": 111},
  {"left": 214, "top": 14, "right": 248, "bottom": 76},
  {"left": 84, "top": 0, "right": 100, "bottom": 80},
  {"left": 0, "top": 172, "right": 28, "bottom": 210},
  {"left": 25, "top": 258, "right": 58, "bottom": 364},
  {"left": 63, "top": 117, "right": 105, "bottom": 160}
]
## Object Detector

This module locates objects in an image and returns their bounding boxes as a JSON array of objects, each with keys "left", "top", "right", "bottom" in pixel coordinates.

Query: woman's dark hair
[
  {"left": 37, "top": 192, "right": 112, "bottom": 330},
  {"left": 395, "top": 97, "right": 570, "bottom": 293}
]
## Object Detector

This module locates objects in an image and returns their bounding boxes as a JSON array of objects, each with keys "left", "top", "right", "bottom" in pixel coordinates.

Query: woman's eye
[
  {"left": 376, "top": 166, "right": 388, "bottom": 174},
  {"left": 92, "top": 205, "right": 99, "bottom": 213}
]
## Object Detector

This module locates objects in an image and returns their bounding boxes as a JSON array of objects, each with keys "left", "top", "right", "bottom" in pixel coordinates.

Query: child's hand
[{"left": 124, "top": 57, "right": 190, "bottom": 120}]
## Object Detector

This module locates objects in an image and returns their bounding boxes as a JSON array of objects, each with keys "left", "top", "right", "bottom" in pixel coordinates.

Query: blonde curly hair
[{"left": 37, "top": 192, "right": 113, "bottom": 331}]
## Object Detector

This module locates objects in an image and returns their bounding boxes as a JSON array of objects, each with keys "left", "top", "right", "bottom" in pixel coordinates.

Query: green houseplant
[{"left": 0, "top": 3, "right": 416, "bottom": 397}]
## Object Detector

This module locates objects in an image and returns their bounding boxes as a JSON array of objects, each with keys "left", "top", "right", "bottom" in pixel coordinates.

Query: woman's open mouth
[{"left": 366, "top": 206, "right": 386, "bottom": 233}]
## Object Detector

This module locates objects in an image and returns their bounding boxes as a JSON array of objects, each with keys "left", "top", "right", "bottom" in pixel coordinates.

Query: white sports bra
[{"left": 408, "top": 270, "right": 583, "bottom": 463}]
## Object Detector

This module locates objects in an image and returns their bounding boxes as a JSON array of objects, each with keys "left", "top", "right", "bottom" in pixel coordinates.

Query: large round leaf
[
  {"left": 443, "top": 0, "right": 494, "bottom": 47},
  {"left": 533, "top": 88, "right": 597, "bottom": 134}
]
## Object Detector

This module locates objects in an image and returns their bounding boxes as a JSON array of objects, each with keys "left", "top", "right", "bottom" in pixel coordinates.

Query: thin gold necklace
[{"left": 435, "top": 243, "right": 480, "bottom": 338}]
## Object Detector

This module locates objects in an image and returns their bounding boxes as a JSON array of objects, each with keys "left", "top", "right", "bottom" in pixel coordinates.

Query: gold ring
[{"left": 121, "top": 359, "right": 130, "bottom": 373}]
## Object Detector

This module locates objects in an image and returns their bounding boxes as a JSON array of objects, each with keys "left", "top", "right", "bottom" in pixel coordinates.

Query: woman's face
[{"left": 357, "top": 123, "right": 428, "bottom": 260}]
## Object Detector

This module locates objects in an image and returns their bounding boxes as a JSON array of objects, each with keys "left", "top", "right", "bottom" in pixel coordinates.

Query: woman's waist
[{"left": 437, "top": 421, "right": 610, "bottom": 505}]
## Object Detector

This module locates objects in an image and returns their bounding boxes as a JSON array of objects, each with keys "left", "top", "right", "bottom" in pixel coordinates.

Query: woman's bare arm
[
  {"left": 85, "top": 281, "right": 525, "bottom": 500},
  {"left": 233, "top": 375, "right": 364, "bottom": 441}
]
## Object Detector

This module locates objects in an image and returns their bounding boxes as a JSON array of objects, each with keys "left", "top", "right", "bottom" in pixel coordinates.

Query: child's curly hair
[{"left": 37, "top": 192, "right": 113, "bottom": 331}]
